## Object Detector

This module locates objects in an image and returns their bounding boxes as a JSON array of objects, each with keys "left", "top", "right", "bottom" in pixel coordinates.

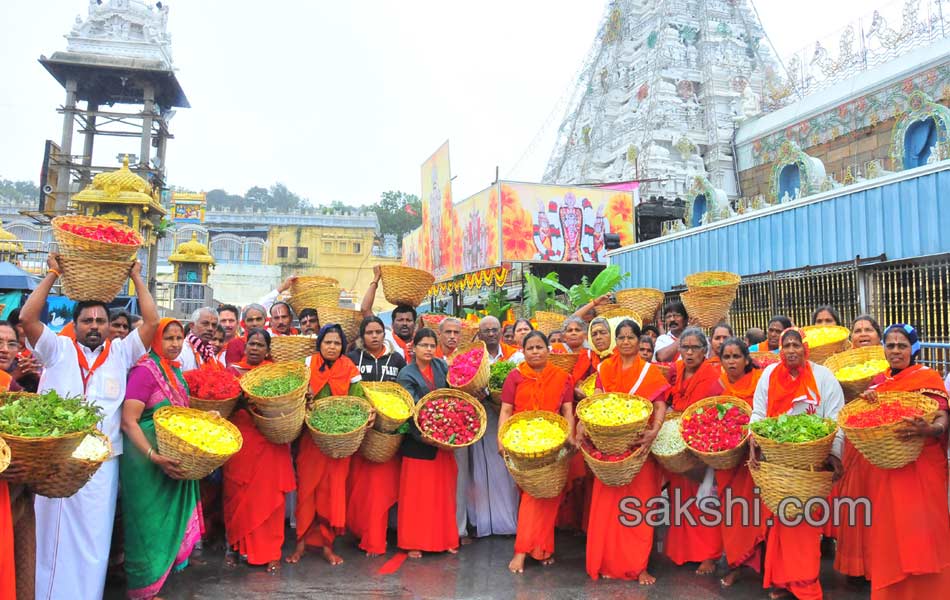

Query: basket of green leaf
[
  {"left": 0, "top": 391, "right": 103, "bottom": 484},
  {"left": 240, "top": 362, "right": 308, "bottom": 417},
  {"left": 750, "top": 413, "right": 838, "bottom": 470},
  {"left": 306, "top": 396, "right": 372, "bottom": 458},
  {"left": 488, "top": 361, "right": 517, "bottom": 413}
]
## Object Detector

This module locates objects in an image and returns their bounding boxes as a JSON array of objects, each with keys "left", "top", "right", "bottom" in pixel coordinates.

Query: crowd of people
[{"left": 1, "top": 258, "right": 950, "bottom": 599}]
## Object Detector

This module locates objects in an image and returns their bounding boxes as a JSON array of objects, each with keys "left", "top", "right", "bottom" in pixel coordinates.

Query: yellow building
[{"left": 266, "top": 223, "right": 401, "bottom": 312}]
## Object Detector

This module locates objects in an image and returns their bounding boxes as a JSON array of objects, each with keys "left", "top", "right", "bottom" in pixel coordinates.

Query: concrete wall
[{"left": 207, "top": 263, "right": 282, "bottom": 307}]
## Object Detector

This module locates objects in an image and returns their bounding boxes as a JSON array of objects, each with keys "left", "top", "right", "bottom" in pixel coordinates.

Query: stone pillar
[
  {"left": 140, "top": 83, "right": 154, "bottom": 177},
  {"left": 80, "top": 99, "right": 98, "bottom": 188},
  {"left": 156, "top": 115, "right": 168, "bottom": 188},
  {"left": 56, "top": 78, "right": 78, "bottom": 213}
]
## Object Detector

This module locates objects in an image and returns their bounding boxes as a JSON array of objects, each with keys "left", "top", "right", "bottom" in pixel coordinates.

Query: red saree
[
  {"left": 346, "top": 453, "right": 400, "bottom": 555},
  {"left": 397, "top": 450, "right": 459, "bottom": 552}
]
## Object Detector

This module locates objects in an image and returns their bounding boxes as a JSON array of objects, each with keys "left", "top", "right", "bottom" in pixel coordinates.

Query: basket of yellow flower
[
  {"left": 823, "top": 345, "right": 888, "bottom": 402},
  {"left": 154, "top": 406, "right": 243, "bottom": 479},
  {"left": 801, "top": 325, "right": 851, "bottom": 364},
  {"left": 576, "top": 392, "right": 653, "bottom": 455},
  {"left": 499, "top": 410, "right": 569, "bottom": 470},
  {"left": 362, "top": 382, "right": 415, "bottom": 433}
]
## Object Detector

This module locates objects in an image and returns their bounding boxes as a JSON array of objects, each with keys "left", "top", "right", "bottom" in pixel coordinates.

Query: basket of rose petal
[
  {"left": 414, "top": 389, "right": 486, "bottom": 450},
  {"left": 750, "top": 352, "right": 781, "bottom": 367},
  {"left": 680, "top": 396, "right": 751, "bottom": 470},
  {"left": 447, "top": 341, "right": 490, "bottom": 396},
  {"left": 750, "top": 413, "right": 838, "bottom": 470},
  {"left": 651, "top": 417, "right": 704, "bottom": 474},
  {"left": 420, "top": 313, "right": 449, "bottom": 330},
  {"left": 576, "top": 392, "right": 653, "bottom": 455},
  {"left": 184, "top": 362, "right": 242, "bottom": 418},
  {"left": 580, "top": 435, "right": 651, "bottom": 487},
  {"left": 499, "top": 410, "right": 569, "bottom": 470},
  {"left": 52, "top": 215, "right": 143, "bottom": 262},
  {"left": 838, "top": 391, "right": 939, "bottom": 469}
]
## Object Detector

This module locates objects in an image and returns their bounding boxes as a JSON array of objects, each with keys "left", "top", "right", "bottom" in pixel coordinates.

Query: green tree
[{"left": 371, "top": 190, "right": 421, "bottom": 243}]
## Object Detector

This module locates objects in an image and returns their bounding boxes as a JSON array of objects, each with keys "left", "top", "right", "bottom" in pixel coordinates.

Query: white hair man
[{"left": 178, "top": 306, "right": 218, "bottom": 371}]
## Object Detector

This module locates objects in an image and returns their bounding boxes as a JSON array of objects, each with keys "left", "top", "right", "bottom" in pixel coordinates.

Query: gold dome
[
  {"left": 168, "top": 232, "right": 215, "bottom": 265},
  {"left": 73, "top": 156, "right": 165, "bottom": 217},
  {"left": 0, "top": 221, "right": 23, "bottom": 253},
  {"left": 0, "top": 221, "right": 16, "bottom": 241},
  {"left": 91, "top": 156, "right": 149, "bottom": 194}
]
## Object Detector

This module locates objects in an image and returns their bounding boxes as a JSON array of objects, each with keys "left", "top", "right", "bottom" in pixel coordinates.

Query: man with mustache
[
  {"left": 654, "top": 301, "right": 688, "bottom": 362},
  {"left": 360, "top": 266, "right": 417, "bottom": 361},
  {"left": 178, "top": 306, "right": 218, "bottom": 371}
]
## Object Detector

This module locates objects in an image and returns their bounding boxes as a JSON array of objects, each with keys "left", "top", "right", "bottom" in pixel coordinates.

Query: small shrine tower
[
  {"left": 167, "top": 232, "right": 214, "bottom": 315},
  {"left": 0, "top": 222, "right": 25, "bottom": 265},
  {"left": 39, "top": 0, "right": 189, "bottom": 213}
]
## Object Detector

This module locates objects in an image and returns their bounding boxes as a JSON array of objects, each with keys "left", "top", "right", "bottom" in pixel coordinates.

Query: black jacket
[
  {"left": 347, "top": 346, "right": 406, "bottom": 383},
  {"left": 396, "top": 359, "right": 448, "bottom": 460}
]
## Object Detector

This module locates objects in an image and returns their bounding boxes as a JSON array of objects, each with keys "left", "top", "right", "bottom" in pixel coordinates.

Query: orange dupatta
[
  {"left": 766, "top": 328, "right": 820, "bottom": 417},
  {"left": 149, "top": 317, "right": 184, "bottom": 388},
  {"left": 511, "top": 361, "right": 570, "bottom": 414},
  {"left": 669, "top": 360, "right": 724, "bottom": 412},
  {"left": 309, "top": 354, "right": 360, "bottom": 396},
  {"left": 720, "top": 368, "right": 763, "bottom": 404},
  {"left": 871, "top": 364, "right": 949, "bottom": 409},
  {"left": 597, "top": 354, "right": 670, "bottom": 402}
]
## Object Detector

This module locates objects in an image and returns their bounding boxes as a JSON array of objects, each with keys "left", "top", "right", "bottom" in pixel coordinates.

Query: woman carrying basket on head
[
  {"left": 395, "top": 327, "right": 459, "bottom": 557},
  {"left": 287, "top": 324, "right": 365, "bottom": 566},
  {"left": 750, "top": 327, "right": 845, "bottom": 600},
  {"left": 848, "top": 324, "right": 950, "bottom": 598},
  {"left": 716, "top": 337, "right": 766, "bottom": 589},
  {"left": 664, "top": 328, "right": 724, "bottom": 576},
  {"left": 222, "top": 328, "right": 294, "bottom": 573},
  {"left": 346, "top": 316, "right": 406, "bottom": 557},
  {"left": 586, "top": 319, "right": 670, "bottom": 584},
  {"left": 119, "top": 318, "right": 202, "bottom": 600},
  {"left": 498, "top": 331, "right": 578, "bottom": 573}
]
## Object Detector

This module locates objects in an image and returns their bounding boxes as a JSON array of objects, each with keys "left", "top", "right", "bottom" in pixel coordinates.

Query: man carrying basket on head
[{"left": 19, "top": 253, "right": 160, "bottom": 600}]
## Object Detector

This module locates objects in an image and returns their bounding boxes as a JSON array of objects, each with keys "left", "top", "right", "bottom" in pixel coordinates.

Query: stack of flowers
[
  {"left": 185, "top": 362, "right": 242, "bottom": 418},
  {"left": 447, "top": 342, "right": 489, "bottom": 395}
]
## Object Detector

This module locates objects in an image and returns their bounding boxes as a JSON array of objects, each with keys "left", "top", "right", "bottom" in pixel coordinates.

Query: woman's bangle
[
  {"left": 48, "top": 269, "right": 61, "bottom": 279},
  {"left": 147, "top": 447, "right": 155, "bottom": 460}
]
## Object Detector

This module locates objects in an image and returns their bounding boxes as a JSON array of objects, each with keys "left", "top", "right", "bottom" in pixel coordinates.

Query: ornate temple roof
[
  {"left": 73, "top": 156, "right": 166, "bottom": 215},
  {"left": 168, "top": 231, "right": 214, "bottom": 265}
]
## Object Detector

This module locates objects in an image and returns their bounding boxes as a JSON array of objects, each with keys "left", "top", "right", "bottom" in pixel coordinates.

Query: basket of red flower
[
  {"left": 414, "top": 389, "right": 486, "bottom": 451},
  {"left": 580, "top": 435, "right": 651, "bottom": 487},
  {"left": 838, "top": 391, "right": 939, "bottom": 469},
  {"left": 52, "top": 215, "right": 143, "bottom": 262},
  {"left": 680, "top": 396, "right": 751, "bottom": 470},
  {"left": 184, "top": 363, "right": 242, "bottom": 418}
]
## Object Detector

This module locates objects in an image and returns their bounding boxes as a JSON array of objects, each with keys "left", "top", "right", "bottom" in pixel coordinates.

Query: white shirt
[
  {"left": 654, "top": 332, "right": 677, "bottom": 359},
  {"left": 752, "top": 361, "right": 846, "bottom": 458},
  {"left": 385, "top": 329, "right": 411, "bottom": 361},
  {"left": 30, "top": 325, "right": 147, "bottom": 456},
  {"left": 487, "top": 345, "right": 524, "bottom": 365},
  {"left": 176, "top": 339, "right": 200, "bottom": 372}
]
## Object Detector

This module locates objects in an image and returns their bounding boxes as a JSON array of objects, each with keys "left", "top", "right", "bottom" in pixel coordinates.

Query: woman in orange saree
[
  {"left": 716, "top": 337, "right": 766, "bottom": 588},
  {"left": 287, "top": 324, "right": 365, "bottom": 566},
  {"left": 751, "top": 327, "right": 845, "bottom": 600},
  {"left": 665, "top": 328, "right": 724, "bottom": 575},
  {"left": 223, "top": 328, "right": 293, "bottom": 573},
  {"left": 859, "top": 324, "right": 950, "bottom": 599},
  {"left": 498, "top": 331, "right": 577, "bottom": 573},
  {"left": 587, "top": 319, "right": 670, "bottom": 584}
]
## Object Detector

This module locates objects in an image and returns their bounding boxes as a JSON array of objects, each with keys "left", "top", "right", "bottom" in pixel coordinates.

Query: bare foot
[
  {"left": 321, "top": 546, "right": 344, "bottom": 566},
  {"left": 460, "top": 536, "right": 473, "bottom": 546},
  {"left": 541, "top": 556, "right": 555, "bottom": 566},
  {"left": 447, "top": 547, "right": 459, "bottom": 555},
  {"left": 365, "top": 551, "right": 382, "bottom": 558},
  {"left": 769, "top": 589, "right": 792, "bottom": 600},
  {"left": 696, "top": 559, "right": 716, "bottom": 575},
  {"left": 508, "top": 553, "right": 526, "bottom": 573},
  {"left": 408, "top": 550, "right": 422, "bottom": 559},
  {"left": 638, "top": 570, "right": 656, "bottom": 585},
  {"left": 285, "top": 540, "right": 306, "bottom": 564},
  {"left": 600, "top": 574, "right": 613, "bottom": 580},
  {"left": 266, "top": 560, "right": 281, "bottom": 574},
  {"left": 720, "top": 568, "right": 741, "bottom": 587},
  {"left": 224, "top": 554, "right": 237, "bottom": 569}
]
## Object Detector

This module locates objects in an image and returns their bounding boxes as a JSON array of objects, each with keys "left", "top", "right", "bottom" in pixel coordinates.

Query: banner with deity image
[
  {"left": 419, "top": 141, "right": 453, "bottom": 280},
  {"left": 454, "top": 186, "right": 499, "bottom": 275},
  {"left": 498, "top": 182, "right": 634, "bottom": 264}
]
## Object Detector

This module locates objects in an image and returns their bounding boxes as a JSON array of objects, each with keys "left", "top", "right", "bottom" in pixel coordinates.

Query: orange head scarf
[
  {"left": 309, "top": 353, "right": 360, "bottom": 396},
  {"left": 721, "top": 367, "right": 763, "bottom": 404},
  {"left": 766, "top": 327, "right": 820, "bottom": 417},
  {"left": 149, "top": 317, "right": 186, "bottom": 392},
  {"left": 670, "top": 359, "right": 724, "bottom": 412}
]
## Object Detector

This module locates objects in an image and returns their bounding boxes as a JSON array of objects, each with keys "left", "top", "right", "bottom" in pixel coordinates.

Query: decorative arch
[
  {"left": 890, "top": 91, "right": 950, "bottom": 170},
  {"left": 684, "top": 176, "right": 733, "bottom": 227},
  {"left": 768, "top": 141, "right": 826, "bottom": 202}
]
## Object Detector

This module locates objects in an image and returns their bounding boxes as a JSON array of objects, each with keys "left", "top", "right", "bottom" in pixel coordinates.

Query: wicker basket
[
  {"left": 316, "top": 306, "right": 362, "bottom": 346},
  {"left": 581, "top": 439, "right": 651, "bottom": 487},
  {"left": 548, "top": 352, "right": 580, "bottom": 374},
  {"left": 379, "top": 265, "right": 435, "bottom": 308},
  {"left": 239, "top": 361, "right": 309, "bottom": 409},
  {"left": 421, "top": 314, "right": 449, "bottom": 329},
  {"left": 359, "top": 427, "right": 403, "bottom": 463},
  {"left": 289, "top": 276, "right": 341, "bottom": 313},
  {"left": 499, "top": 410, "right": 569, "bottom": 470},
  {"left": 652, "top": 417, "right": 704, "bottom": 474},
  {"left": 29, "top": 430, "right": 112, "bottom": 498},
  {"left": 447, "top": 341, "right": 490, "bottom": 396},
  {"left": 249, "top": 403, "right": 305, "bottom": 445},
  {"left": 0, "top": 437, "right": 8, "bottom": 475},
  {"left": 487, "top": 389, "right": 503, "bottom": 413},
  {"left": 823, "top": 345, "right": 887, "bottom": 402},
  {"left": 459, "top": 320, "right": 480, "bottom": 344},
  {"left": 837, "top": 391, "right": 939, "bottom": 469},
  {"left": 271, "top": 335, "right": 317, "bottom": 363},
  {"left": 751, "top": 421, "right": 838, "bottom": 469},
  {"left": 505, "top": 447, "right": 574, "bottom": 498},
  {"left": 59, "top": 256, "right": 133, "bottom": 302},
  {"left": 680, "top": 396, "right": 752, "bottom": 470},
  {"left": 52, "top": 215, "right": 142, "bottom": 261},
  {"left": 593, "top": 303, "right": 622, "bottom": 316},
  {"left": 596, "top": 306, "right": 642, "bottom": 323},
  {"left": 534, "top": 311, "right": 566, "bottom": 335},
  {"left": 362, "top": 382, "right": 415, "bottom": 433},
  {"left": 751, "top": 351, "right": 781, "bottom": 367},
  {"left": 680, "top": 288, "right": 734, "bottom": 329},
  {"left": 0, "top": 392, "right": 89, "bottom": 484},
  {"left": 576, "top": 392, "right": 654, "bottom": 455},
  {"left": 305, "top": 396, "right": 372, "bottom": 459},
  {"left": 188, "top": 395, "right": 240, "bottom": 419},
  {"left": 154, "top": 406, "right": 243, "bottom": 480},
  {"left": 414, "top": 389, "right": 487, "bottom": 451},
  {"left": 749, "top": 460, "right": 834, "bottom": 520},
  {"left": 684, "top": 271, "right": 741, "bottom": 295},
  {"left": 615, "top": 288, "right": 665, "bottom": 323},
  {"left": 801, "top": 325, "right": 851, "bottom": 364}
]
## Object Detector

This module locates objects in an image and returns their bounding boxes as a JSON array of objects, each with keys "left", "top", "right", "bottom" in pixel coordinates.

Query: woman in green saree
[{"left": 119, "top": 317, "right": 202, "bottom": 599}]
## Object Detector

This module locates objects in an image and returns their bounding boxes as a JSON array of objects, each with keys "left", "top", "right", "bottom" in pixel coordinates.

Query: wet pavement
[{"left": 104, "top": 530, "right": 870, "bottom": 599}]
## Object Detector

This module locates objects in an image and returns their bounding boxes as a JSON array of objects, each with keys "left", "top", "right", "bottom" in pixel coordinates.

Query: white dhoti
[
  {"left": 34, "top": 458, "right": 119, "bottom": 600},
  {"left": 455, "top": 446, "right": 471, "bottom": 536},
  {"left": 467, "top": 409, "right": 519, "bottom": 537}
]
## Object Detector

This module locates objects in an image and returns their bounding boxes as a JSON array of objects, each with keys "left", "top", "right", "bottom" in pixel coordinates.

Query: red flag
[{"left": 404, "top": 204, "right": 418, "bottom": 216}]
